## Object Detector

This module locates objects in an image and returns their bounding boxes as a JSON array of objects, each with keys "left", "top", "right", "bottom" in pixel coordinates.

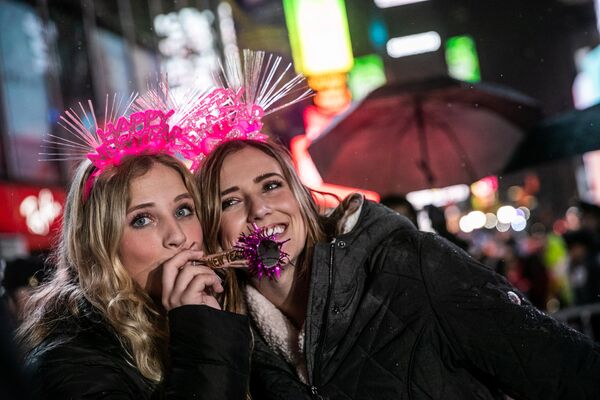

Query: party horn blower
[{"left": 197, "top": 224, "right": 289, "bottom": 280}]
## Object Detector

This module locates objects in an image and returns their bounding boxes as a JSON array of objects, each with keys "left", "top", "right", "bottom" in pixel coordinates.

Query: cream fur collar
[{"left": 245, "top": 285, "right": 309, "bottom": 383}]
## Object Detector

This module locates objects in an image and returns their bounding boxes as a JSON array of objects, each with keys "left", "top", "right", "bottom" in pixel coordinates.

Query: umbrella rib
[
  {"left": 428, "top": 116, "right": 479, "bottom": 183},
  {"left": 414, "top": 98, "right": 435, "bottom": 186},
  {"left": 389, "top": 116, "right": 415, "bottom": 194}
]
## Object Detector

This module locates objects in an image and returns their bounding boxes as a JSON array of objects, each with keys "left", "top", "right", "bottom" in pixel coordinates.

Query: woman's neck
[{"left": 250, "top": 263, "right": 309, "bottom": 330}]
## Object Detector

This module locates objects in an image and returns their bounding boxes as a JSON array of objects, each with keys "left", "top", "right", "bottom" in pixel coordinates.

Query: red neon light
[{"left": 0, "top": 184, "right": 65, "bottom": 252}]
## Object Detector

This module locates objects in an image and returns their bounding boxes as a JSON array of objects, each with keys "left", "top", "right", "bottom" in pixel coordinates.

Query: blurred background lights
[
  {"left": 374, "top": 0, "right": 430, "bottom": 8},
  {"left": 283, "top": 0, "right": 354, "bottom": 75},
  {"left": 368, "top": 18, "right": 389, "bottom": 50},
  {"left": 470, "top": 175, "right": 498, "bottom": 198},
  {"left": 459, "top": 215, "right": 474, "bottom": 233},
  {"left": 497, "top": 205, "right": 517, "bottom": 224},
  {"left": 511, "top": 215, "right": 527, "bottom": 231},
  {"left": 386, "top": 31, "right": 441, "bottom": 58},
  {"left": 484, "top": 213, "right": 498, "bottom": 229},
  {"left": 458, "top": 205, "right": 529, "bottom": 233},
  {"left": 468, "top": 211, "right": 487, "bottom": 229},
  {"left": 517, "top": 206, "right": 531, "bottom": 220},
  {"left": 406, "top": 184, "right": 470, "bottom": 209},
  {"left": 507, "top": 185, "right": 524, "bottom": 202},
  {"left": 565, "top": 206, "right": 582, "bottom": 230},
  {"left": 496, "top": 222, "right": 511, "bottom": 232},
  {"left": 19, "top": 189, "right": 62, "bottom": 236},
  {"left": 459, "top": 211, "right": 486, "bottom": 232},
  {"left": 445, "top": 35, "right": 481, "bottom": 83}
]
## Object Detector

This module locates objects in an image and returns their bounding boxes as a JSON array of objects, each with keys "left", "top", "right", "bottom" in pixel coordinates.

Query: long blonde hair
[
  {"left": 17, "top": 154, "right": 202, "bottom": 382},
  {"left": 197, "top": 140, "right": 328, "bottom": 309}
]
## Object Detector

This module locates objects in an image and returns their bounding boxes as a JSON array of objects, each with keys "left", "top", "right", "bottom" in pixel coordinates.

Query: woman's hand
[{"left": 161, "top": 249, "right": 224, "bottom": 311}]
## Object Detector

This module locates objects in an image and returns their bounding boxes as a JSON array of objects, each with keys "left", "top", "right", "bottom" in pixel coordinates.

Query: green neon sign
[{"left": 445, "top": 35, "right": 481, "bottom": 83}]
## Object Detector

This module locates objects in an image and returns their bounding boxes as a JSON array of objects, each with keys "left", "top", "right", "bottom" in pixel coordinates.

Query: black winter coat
[
  {"left": 249, "top": 197, "right": 600, "bottom": 400},
  {"left": 25, "top": 304, "right": 250, "bottom": 400}
]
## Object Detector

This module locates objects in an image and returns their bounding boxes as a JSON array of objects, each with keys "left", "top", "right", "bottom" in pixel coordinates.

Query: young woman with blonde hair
[{"left": 18, "top": 108, "right": 250, "bottom": 398}]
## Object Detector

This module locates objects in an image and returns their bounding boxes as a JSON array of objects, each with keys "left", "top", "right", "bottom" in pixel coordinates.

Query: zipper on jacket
[
  {"left": 311, "top": 238, "right": 336, "bottom": 398},
  {"left": 310, "top": 385, "right": 326, "bottom": 400}
]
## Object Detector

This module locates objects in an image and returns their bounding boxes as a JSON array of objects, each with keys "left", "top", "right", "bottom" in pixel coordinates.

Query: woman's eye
[
  {"left": 131, "top": 214, "right": 151, "bottom": 228},
  {"left": 263, "top": 180, "right": 282, "bottom": 192},
  {"left": 175, "top": 205, "right": 194, "bottom": 218},
  {"left": 221, "top": 198, "right": 239, "bottom": 210}
]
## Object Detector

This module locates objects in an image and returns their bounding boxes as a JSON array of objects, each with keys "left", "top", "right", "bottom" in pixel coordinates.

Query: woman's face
[
  {"left": 118, "top": 162, "right": 202, "bottom": 296},
  {"left": 219, "top": 147, "right": 307, "bottom": 266}
]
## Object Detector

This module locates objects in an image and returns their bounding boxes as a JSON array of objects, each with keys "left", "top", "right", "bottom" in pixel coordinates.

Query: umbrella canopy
[
  {"left": 503, "top": 103, "right": 600, "bottom": 173},
  {"left": 308, "top": 77, "right": 541, "bottom": 195}
]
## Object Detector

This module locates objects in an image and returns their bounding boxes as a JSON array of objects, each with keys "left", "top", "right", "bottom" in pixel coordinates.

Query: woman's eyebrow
[
  {"left": 174, "top": 193, "right": 192, "bottom": 202},
  {"left": 127, "top": 202, "right": 154, "bottom": 214},
  {"left": 221, "top": 173, "right": 284, "bottom": 196},
  {"left": 221, "top": 186, "right": 239, "bottom": 196},
  {"left": 254, "top": 172, "right": 283, "bottom": 183},
  {"left": 127, "top": 193, "right": 191, "bottom": 214}
]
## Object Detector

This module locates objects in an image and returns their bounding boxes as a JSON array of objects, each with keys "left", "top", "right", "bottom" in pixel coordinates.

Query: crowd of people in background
[{"left": 380, "top": 196, "right": 600, "bottom": 340}]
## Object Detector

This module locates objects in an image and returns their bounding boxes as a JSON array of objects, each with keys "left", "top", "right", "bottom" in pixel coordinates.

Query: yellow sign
[{"left": 283, "top": 0, "right": 354, "bottom": 76}]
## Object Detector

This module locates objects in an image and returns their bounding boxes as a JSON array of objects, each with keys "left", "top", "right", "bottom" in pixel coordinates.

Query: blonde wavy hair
[
  {"left": 17, "top": 154, "right": 203, "bottom": 382},
  {"left": 197, "top": 140, "right": 328, "bottom": 311}
]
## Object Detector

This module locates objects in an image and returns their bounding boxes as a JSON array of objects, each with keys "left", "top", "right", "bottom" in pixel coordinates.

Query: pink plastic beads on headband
[{"left": 89, "top": 109, "right": 178, "bottom": 169}]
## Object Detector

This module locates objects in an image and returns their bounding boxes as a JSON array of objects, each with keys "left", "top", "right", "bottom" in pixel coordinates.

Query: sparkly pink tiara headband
[
  {"left": 40, "top": 90, "right": 207, "bottom": 201},
  {"left": 135, "top": 49, "right": 313, "bottom": 166}
]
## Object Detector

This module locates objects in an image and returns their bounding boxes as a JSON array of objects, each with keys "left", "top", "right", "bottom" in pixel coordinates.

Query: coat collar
[{"left": 244, "top": 285, "right": 309, "bottom": 383}]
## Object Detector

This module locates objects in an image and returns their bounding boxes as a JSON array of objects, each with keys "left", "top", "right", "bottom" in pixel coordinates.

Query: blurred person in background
[
  {"left": 380, "top": 195, "right": 419, "bottom": 228},
  {"left": 501, "top": 238, "right": 550, "bottom": 310},
  {"left": 563, "top": 229, "right": 600, "bottom": 305},
  {"left": 425, "top": 204, "right": 470, "bottom": 250},
  {"left": 579, "top": 201, "right": 600, "bottom": 239},
  {"left": 1, "top": 255, "right": 48, "bottom": 326}
]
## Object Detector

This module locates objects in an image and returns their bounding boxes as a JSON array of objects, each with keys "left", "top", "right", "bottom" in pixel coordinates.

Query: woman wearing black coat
[
  {"left": 198, "top": 138, "right": 600, "bottom": 400},
  {"left": 17, "top": 151, "right": 250, "bottom": 399}
]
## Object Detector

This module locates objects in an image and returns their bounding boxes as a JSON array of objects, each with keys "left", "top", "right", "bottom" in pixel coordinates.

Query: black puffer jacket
[
  {"left": 26, "top": 304, "right": 251, "bottom": 400},
  {"left": 249, "top": 196, "right": 600, "bottom": 400}
]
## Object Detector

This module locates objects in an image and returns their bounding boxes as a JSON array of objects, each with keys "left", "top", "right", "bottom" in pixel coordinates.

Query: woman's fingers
[
  {"left": 169, "top": 264, "right": 221, "bottom": 303},
  {"left": 161, "top": 250, "right": 204, "bottom": 307},
  {"left": 161, "top": 251, "right": 225, "bottom": 311},
  {"left": 178, "top": 272, "right": 223, "bottom": 309}
]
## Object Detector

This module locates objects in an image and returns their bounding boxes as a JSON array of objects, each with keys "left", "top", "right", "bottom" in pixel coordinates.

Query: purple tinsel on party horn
[{"left": 235, "top": 223, "right": 289, "bottom": 280}]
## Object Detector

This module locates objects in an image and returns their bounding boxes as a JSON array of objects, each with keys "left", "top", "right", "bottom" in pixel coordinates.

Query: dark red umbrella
[{"left": 308, "top": 77, "right": 541, "bottom": 195}]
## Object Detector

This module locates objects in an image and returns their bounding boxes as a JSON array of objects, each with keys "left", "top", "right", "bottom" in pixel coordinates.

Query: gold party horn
[
  {"left": 192, "top": 238, "right": 281, "bottom": 270},
  {"left": 191, "top": 249, "right": 246, "bottom": 269}
]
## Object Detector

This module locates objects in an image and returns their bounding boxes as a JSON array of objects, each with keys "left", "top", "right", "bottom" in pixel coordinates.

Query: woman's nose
[
  {"left": 247, "top": 196, "right": 272, "bottom": 223},
  {"left": 164, "top": 218, "right": 186, "bottom": 249}
]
